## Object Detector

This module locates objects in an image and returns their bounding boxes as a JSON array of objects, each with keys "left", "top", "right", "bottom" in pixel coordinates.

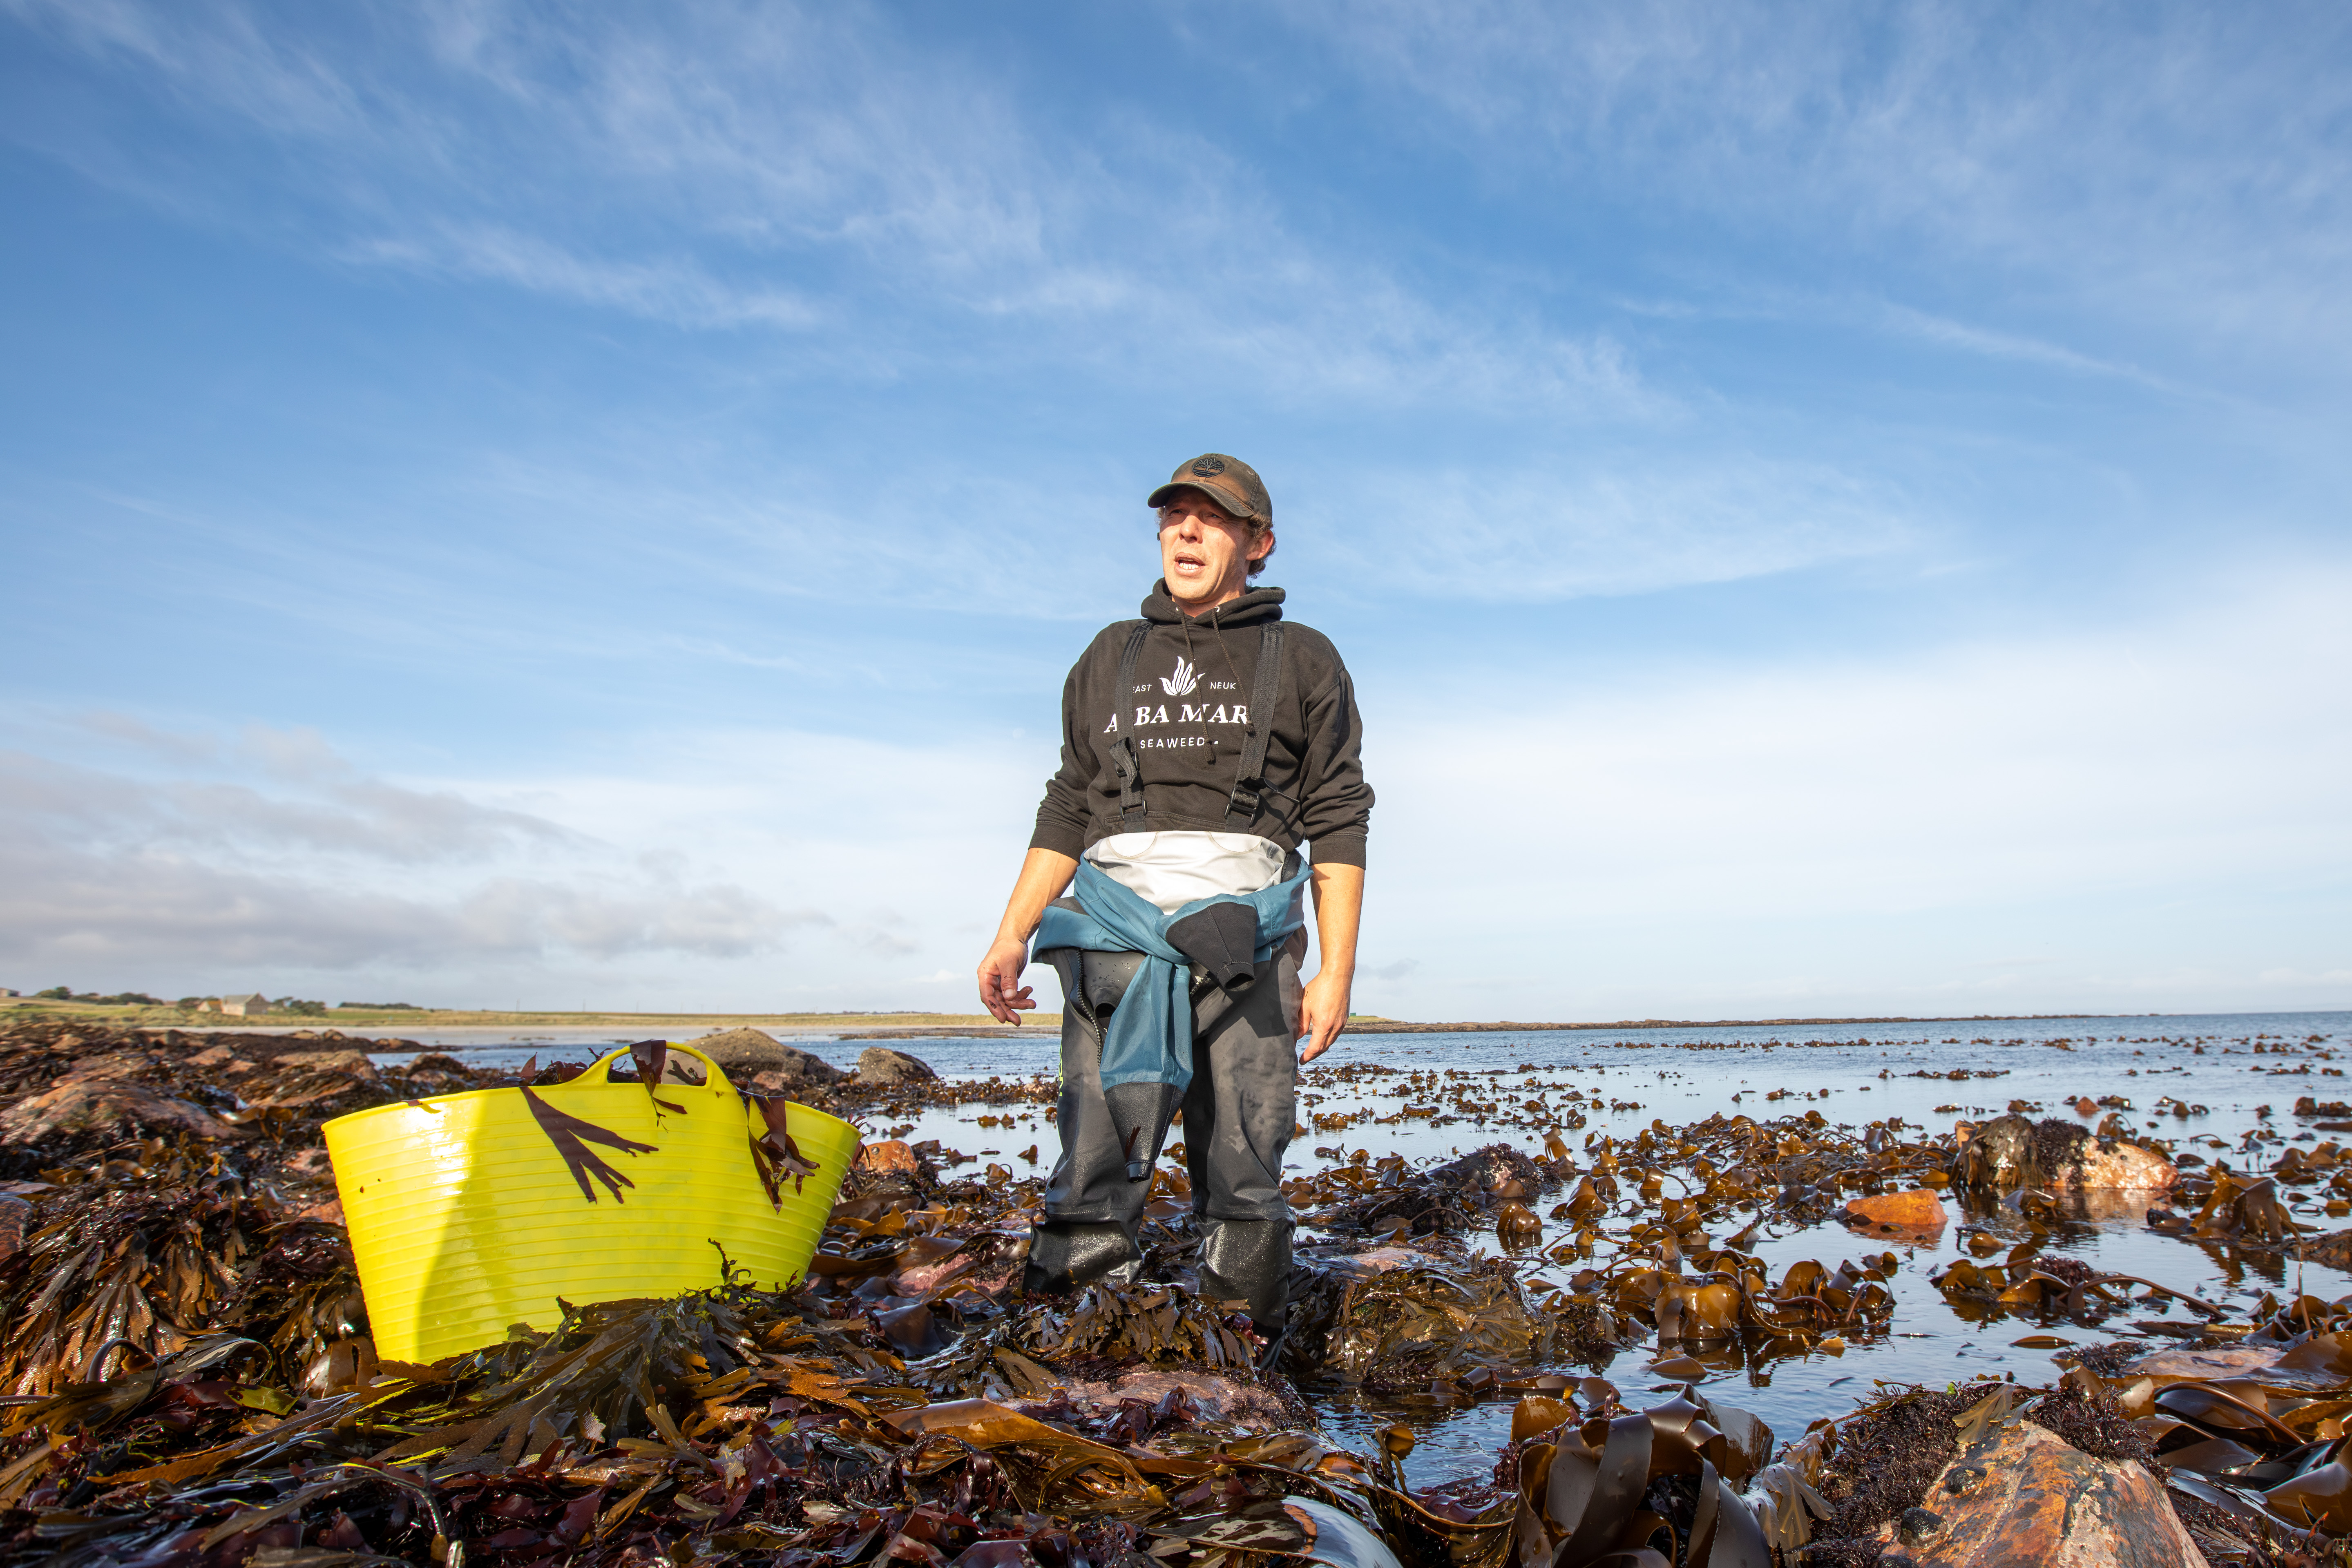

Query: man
[{"left": 976, "top": 453, "right": 1372, "bottom": 1347}]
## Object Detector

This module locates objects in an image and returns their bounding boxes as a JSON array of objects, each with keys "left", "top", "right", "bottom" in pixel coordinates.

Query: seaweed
[
  {"left": 1797, "top": 1382, "right": 2008, "bottom": 1562},
  {"left": 8, "top": 1016, "right": 2352, "bottom": 1568},
  {"left": 518, "top": 1088, "right": 659, "bottom": 1204}
]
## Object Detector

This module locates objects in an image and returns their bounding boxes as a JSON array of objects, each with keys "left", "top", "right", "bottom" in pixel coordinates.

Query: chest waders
[{"left": 1025, "top": 621, "right": 1305, "bottom": 1339}]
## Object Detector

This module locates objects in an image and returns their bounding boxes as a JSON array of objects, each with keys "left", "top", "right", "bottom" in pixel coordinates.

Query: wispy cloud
[
  {"left": 1868, "top": 302, "right": 2174, "bottom": 390},
  {"left": 339, "top": 225, "right": 821, "bottom": 330},
  {"left": 1321, "top": 457, "right": 1919, "bottom": 600},
  {"left": 1256, "top": 0, "right": 2352, "bottom": 355},
  {"left": 1, "top": 0, "right": 1645, "bottom": 411}
]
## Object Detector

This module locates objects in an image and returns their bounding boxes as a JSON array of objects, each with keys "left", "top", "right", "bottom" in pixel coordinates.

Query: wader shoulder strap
[
  {"left": 1223, "top": 622, "right": 1286, "bottom": 829},
  {"left": 1110, "top": 620, "right": 1152, "bottom": 830}
]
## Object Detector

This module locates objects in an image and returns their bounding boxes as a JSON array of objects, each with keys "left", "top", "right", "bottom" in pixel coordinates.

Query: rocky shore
[{"left": 0, "top": 1018, "right": 2341, "bottom": 1566}]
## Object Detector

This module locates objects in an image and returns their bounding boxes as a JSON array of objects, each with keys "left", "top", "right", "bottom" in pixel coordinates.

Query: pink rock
[
  {"left": 2069, "top": 1142, "right": 2176, "bottom": 1191},
  {"left": 1875, "top": 1420, "right": 2199, "bottom": 1566},
  {"left": 893, "top": 1254, "right": 977, "bottom": 1295},
  {"left": 1843, "top": 1190, "right": 1948, "bottom": 1234},
  {"left": 1061, "top": 1367, "right": 1293, "bottom": 1429},
  {"left": 858, "top": 1140, "right": 919, "bottom": 1176}
]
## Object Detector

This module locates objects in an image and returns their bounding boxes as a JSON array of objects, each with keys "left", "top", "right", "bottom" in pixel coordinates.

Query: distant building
[
  {"left": 0, "top": 988, "right": 18, "bottom": 998},
  {"left": 219, "top": 993, "right": 273, "bottom": 1017},
  {"left": 197, "top": 998, "right": 222, "bottom": 1013}
]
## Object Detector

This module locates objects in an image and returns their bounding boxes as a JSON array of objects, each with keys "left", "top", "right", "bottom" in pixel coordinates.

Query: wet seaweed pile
[{"left": 9, "top": 1017, "right": 2352, "bottom": 1566}]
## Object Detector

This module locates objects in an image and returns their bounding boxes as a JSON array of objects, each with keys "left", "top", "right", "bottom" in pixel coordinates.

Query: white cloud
[
  {"left": 0, "top": 722, "right": 831, "bottom": 986},
  {"left": 8, "top": 721, "right": 574, "bottom": 865},
  {"left": 1354, "top": 564, "right": 2352, "bottom": 1018},
  {"left": 4, "top": 572, "right": 2345, "bottom": 1018}
]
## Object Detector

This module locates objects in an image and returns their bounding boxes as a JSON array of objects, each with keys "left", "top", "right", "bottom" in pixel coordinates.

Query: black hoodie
[{"left": 1028, "top": 583, "right": 1373, "bottom": 867}]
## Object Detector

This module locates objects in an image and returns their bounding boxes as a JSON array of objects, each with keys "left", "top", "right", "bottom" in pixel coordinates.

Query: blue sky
[{"left": 2, "top": 0, "right": 2346, "bottom": 1019}]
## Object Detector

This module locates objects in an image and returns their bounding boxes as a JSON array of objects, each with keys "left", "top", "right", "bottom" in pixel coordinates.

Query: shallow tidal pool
[{"left": 376, "top": 1007, "right": 2352, "bottom": 1486}]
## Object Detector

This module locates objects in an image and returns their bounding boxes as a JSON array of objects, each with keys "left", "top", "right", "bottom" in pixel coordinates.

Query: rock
[
  {"left": 894, "top": 1250, "right": 978, "bottom": 1296},
  {"left": 681, "top": 1029, "right": 843, "bottom": 1083},
  {"left": 857, "top": 1046, "right": 938, "bottom": 1084},
  {"left": 1061, "top": 1367, "right": 1297, "bottom": 1429},
  {"left": 59, "top": 1052, "right": 160, "bottom": 1084},
  {"left": 1948, "top": 1115, "right": 2176, "bottom": 1191},
  {"left": 1320, "top": 1246, "right": 1430, "bottom": 1274},
  {"left": 1844, "top": 1189, "right": 1948, "bottom": 1235},
  {"left": 891, "top": 1230, "right": 1027, "bottom": 1298},
  {"left": 858, "top": 1140, "right": 919, "bottom": 1176},
  {"left": 0, "top": 1078, "right": 251, "bottom": 1144},
  {"left": 2071, "top": 1141, "right": 2177, "bottom": 1190},
  {"left": 1873, "top": 1419, "right": 2199, "bottom": 1566},
  {"left": 275, "top": 1050, "right": 383, "bottom": 1083},
  {"left": 1896, "top": 1506, "right": 1943, "bottom": 1547},
  {"left": 1427, "top": 1142, "right": 1547, "bottom": 1198},
  {"left": 243, "top": 1050, "right": 387, "bottom": 1111}
]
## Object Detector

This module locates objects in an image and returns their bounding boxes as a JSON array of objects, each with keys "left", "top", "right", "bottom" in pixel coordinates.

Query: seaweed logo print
[{"left": 1161, "top": 657, "right": 1199, "bottom": 697}]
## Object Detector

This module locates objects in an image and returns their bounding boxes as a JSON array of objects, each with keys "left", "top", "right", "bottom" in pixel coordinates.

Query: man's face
[{"left": 1157, "top": 487, "right": 1268, "bottom": 608}]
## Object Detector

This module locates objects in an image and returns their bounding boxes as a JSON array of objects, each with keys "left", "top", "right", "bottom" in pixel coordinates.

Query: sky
[{"left": 1, "top": 0, "right": 2347, "bottom": 1021}]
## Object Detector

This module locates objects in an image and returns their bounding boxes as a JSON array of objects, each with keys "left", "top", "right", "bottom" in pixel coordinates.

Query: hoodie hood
[{"left": 1141, "top": 582, "right": 1286, "bottom": 628}]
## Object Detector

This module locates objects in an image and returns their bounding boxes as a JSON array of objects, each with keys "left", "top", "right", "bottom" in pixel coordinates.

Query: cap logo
[{"left": 1189, "top": 457, "right": 1227, "bottom": 477}]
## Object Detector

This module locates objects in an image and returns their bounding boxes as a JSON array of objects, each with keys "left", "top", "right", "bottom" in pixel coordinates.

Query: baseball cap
[{"left": 1147, "top": 453, "right": 1272, "bottom": 525}]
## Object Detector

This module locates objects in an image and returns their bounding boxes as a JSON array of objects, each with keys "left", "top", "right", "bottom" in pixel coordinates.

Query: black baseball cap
[{"left": 1147, "top": 453, "right": 1271, "bottom": 525}]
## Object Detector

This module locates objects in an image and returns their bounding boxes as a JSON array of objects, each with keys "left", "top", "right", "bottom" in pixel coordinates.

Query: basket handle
[{"left": 582, "top": 1042, "right": 735, "bottom": 1095}]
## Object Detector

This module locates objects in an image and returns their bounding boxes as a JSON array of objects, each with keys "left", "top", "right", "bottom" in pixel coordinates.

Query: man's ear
[{"left": 1249, "top": 528, "right": 1275, "bottom": 562}]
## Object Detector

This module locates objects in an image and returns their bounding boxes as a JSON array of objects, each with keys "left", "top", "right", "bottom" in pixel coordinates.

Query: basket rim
[{"left": 320, "top": 1049, "right": 860, "bottom": 1139}]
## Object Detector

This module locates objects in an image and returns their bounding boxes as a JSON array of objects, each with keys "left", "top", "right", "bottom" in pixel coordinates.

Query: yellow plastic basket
[{"left": 323, "top": 1043, "right": 858, "bottom": 1364}]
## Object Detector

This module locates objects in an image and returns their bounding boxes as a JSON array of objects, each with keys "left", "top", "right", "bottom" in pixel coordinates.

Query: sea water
[{"left": 369, "top": 1009, "right": 2352, "bottom": 1484}]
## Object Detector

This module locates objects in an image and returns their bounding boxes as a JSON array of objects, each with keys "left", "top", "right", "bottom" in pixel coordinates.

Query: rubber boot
[
  {"left": 1197, "top": 1216, "right": 1293, "bottom": 1330},
  {"left": 1022, "top": 1218, "right": 1143, "bottom": 1295}
]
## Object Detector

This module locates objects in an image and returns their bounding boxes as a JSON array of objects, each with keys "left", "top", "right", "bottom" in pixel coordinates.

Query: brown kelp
[{"left": 10, "top": 1016, "right": 2352, "bottom": 1567}]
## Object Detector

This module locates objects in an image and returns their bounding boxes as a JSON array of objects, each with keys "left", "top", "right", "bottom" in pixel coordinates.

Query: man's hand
[
  {"left": 977, "top": 936, "right": 1036, "bottom": 1025},
  {"left": 977, "top": 849, "right": 1076, "bottom": 1025},
  {"left": 1296, "top": 860, "right": 1363, "bottom": 1065},
  {"left": 1298, "top": 967, "right": 1351, "bottom": 1063}
]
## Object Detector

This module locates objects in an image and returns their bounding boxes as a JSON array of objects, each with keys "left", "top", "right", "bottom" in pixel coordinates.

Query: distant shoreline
[{"left": 5, "top": 997, "right": 2333, "bottom": 1041}]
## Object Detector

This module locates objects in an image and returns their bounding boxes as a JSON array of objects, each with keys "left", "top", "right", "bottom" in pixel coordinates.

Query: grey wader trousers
[{"left": 1025, "top": 933, "right": 1306, "bottom": 1329}]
